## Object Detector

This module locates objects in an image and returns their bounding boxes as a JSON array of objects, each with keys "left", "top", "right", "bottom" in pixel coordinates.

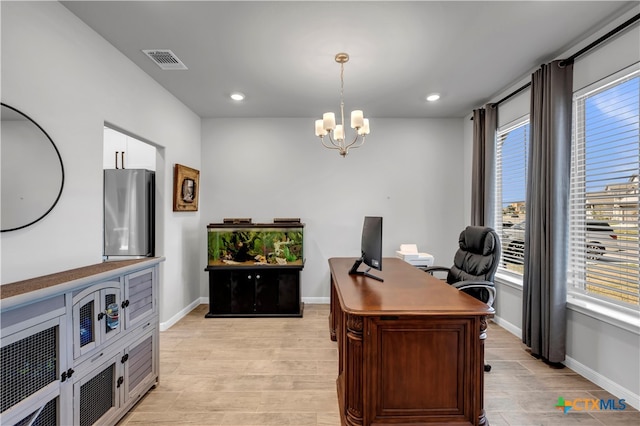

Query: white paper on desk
[{"left": 399, "top": 244, "right": 419, "bottom": 254}]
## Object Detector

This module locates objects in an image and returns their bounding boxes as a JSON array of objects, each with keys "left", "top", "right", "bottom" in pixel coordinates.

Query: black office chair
[{"left": 423, "top": 226, "right": 500, "bottom": 372}]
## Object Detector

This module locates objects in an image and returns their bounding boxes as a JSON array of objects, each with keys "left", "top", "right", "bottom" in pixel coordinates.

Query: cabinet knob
[
  {"left": 97, "top": 312, "right": 105, "bottom": 321},
  {"left": 117, "top": 376, "right": 124, "bottom": 388}
]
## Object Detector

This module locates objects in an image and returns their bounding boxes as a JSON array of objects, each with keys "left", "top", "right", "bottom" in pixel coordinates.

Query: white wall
[
  {"left": 466, "top": 7, "right": 640, "bottom": 408},
  {"left": 200, "top": 118, "right": 467, "bottom": 299},
  {"left": 0, "top": 1, "right": 202, "bottom": 325}
]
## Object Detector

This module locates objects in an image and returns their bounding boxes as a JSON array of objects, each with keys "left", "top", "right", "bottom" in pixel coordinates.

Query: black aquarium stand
[{"left": 204, "top": 263, "right": 304, "bottom": 317}]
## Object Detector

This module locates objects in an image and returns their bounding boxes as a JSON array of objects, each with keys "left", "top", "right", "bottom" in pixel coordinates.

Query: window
[
  {"left": 569, "top": 66, "right": 639, "bottom": 308},
  {"left": 495, "top": 118, "right": 530, "bottom": 275}
]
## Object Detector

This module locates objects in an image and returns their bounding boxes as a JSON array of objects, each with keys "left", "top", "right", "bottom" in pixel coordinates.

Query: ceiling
[{"left": 61, "top": 1, "right": 637, "bottom": 119}]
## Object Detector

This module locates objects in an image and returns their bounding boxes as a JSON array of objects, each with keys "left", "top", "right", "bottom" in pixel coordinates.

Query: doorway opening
[{"left": 102, "top": 126, "right": 162, "bottom": 260}]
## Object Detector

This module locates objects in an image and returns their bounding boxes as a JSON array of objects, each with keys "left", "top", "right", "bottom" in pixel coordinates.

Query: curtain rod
[
  {"left": 493, "top": 81, "right": 531, "bottom": 107},
  {"left": 478, "top": 12, "right": 640, "bottom": 114},
  {"left": 559, "top": 12, "right": 640, "bottom": 67}
]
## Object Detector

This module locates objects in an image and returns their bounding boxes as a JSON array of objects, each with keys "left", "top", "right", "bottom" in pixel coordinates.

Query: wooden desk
[{"left": 329, "top": 257, "right": 492, "bottom": 426}]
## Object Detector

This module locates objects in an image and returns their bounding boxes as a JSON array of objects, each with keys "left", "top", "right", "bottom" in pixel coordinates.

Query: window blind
[
  {"left": 495, "top": 119, "right": 529, "bottom": 273},
  {"left": 569, "top": 69, "right": 639, "bottom": 307}
]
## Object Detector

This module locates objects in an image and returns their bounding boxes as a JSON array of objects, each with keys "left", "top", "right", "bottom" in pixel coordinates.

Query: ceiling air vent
[{"left": 142, "top": 49, "right": 188, "bottom": 70}]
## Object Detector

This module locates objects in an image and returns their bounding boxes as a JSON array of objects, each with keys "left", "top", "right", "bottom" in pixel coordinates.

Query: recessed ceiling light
[
  {"left": 230, "top": 92, "right": 245, "bottom": 101},
  {"left": 426, "top": 93, "right": 440, "bottom": 102}
]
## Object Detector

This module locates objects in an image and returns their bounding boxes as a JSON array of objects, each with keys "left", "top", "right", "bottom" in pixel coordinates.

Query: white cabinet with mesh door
[
  {"left": 0, "top": 258, "right": 162, "bottom": 426},
  {"left": 0, "top": 302, "right": 68, "bottom": 426}
]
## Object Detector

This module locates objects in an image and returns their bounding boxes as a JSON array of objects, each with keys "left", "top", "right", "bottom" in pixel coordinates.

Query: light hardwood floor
[{"left": 118, "top": 304, "right": 639, "bottom": 425}]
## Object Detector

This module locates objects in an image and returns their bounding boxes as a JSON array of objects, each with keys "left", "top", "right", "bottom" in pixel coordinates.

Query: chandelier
[{"left": 314, "top": 53, "right": 370, "bottom": 157}]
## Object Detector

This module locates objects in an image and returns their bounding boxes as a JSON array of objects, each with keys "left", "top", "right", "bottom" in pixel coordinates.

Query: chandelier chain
[{"left": 340, "top": 62, "right": 345, "bottom": 132}]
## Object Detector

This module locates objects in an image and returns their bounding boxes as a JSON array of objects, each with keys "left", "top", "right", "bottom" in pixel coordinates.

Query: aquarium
[{"left": 207, "top": 221, "right": 304, "bottom": 267}]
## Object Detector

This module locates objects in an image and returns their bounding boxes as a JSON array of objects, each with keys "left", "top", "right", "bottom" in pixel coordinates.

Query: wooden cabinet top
[
  {"left": 1, "top": 257, "right": 164, "bottom": 305},
  {"left": 207, "top": 222, "right": 304, "bottom": 229},
  {"left": 329, "top": 257, "right": 493, "bottom": 316}
]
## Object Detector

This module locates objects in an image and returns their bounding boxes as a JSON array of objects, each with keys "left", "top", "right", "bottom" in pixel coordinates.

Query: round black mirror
[{"left": 1, "top": 103, "right": 65, "bottom": 232}]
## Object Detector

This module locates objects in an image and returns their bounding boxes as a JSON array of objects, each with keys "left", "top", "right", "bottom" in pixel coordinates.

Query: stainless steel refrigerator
[{"left": 104, "top": 169, "right": 155, "bottom": 259}]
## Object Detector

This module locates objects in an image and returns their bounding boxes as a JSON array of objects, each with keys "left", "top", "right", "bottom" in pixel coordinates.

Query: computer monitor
[{"left": 349, "top": 216, "right": 383, "bottom": 282}]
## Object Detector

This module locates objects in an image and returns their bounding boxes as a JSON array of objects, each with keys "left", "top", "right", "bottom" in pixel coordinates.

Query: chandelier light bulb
[
  {"left": 315, "top": 120, "right": 328, "bottom": 137},
  {"left": 323, "top": 112, "right": 336, "bottom": 130},
  {"left": 361, "top": 119, "right": 370, "bottom": 135},
  {"left": 351, "top": 110, "right": 364, "bottom": 128}
]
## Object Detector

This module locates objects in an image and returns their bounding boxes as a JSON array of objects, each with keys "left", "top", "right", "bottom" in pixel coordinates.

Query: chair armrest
[
  {"left": 452, "top": 280, "right": 496, "bottom": 308},
  {"left": 422, "top": 266, "right": 451, "bottom": 275}
]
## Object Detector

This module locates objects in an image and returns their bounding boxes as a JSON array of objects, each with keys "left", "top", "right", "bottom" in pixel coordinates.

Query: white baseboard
[
  {"left": 302, "top": 297, "right": 330, "bottom": 304},
  {"left": 492, "top": 315, "right": 522, "bottom": 337},
  {"left": 564, "top": 355, "right": 640, "bottom": 411},
  {"left": 159, "top": 297, "right": 205, "bottom": 331}
]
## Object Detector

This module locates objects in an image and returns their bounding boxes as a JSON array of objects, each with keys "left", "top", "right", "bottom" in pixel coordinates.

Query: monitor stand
[{"left": 348, "top": 258, "right": 384, "bottom": 282}]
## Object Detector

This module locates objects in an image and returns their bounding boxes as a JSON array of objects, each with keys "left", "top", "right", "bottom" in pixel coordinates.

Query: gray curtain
[
  {"left": 484, "top": 105, "right": 497, "bottom": 228},
  {"left": 522, "top": 60, "right": 573, "bottom": 363},
  {"left": 471, "top": 105, "right": 497, "bottom": 227},
  {"left": 471, "top": 108, "right": 486, "bottom": 226}
]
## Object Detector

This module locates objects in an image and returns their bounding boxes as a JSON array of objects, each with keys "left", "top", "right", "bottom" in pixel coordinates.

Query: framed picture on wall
[{"left": 173, "top": 164, "right": 200, "bottom": 211}]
